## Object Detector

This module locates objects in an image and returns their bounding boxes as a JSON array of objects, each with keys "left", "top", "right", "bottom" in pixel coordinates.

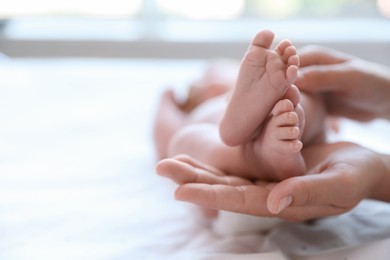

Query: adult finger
[
  {"left": 173, "top": 154, "right": 224, "bottom": 176},
  {"left": 175, "top": 183, "right": 273, "bottom": 216},
  {"left": 175, "top": 182, "right": 348, "bottom": 222},
  {"left": 266, "top": 165, "right": 360, "bottom": 215},
  {"left": 295, "top": 63, "right": 351, "bottom": 92},
  {"left": 299, "top": 46, "right": 349, "bottom": 67},
  {"left": 175, "top": 181, "right": 349, "bottom": 221},
  {"left": 156, "top": 158, "right": 251, "bottom": 186}
]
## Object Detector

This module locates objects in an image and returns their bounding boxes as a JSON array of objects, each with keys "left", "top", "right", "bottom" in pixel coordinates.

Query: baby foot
[
  {"left": 220, "top": 30, "right": 299, "bottom": 147},
  {"left": 249, "top": 98, "right": 306, "bottom": 181}
]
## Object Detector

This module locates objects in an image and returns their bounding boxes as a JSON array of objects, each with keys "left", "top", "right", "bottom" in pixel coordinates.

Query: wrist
[
  {"left": 370, "top": 153, "right": 390, "bottom": 202},
  {"left": 380, "top": 77, "right": 390, "bottom": 121},
  {"left": 368, "top": 62, "right": 390, "bottom": 120}
]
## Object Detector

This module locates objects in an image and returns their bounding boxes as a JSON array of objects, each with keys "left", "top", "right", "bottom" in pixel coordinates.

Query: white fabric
[{"left": 0, "top": 58, "right": 389, "bottom": 260}]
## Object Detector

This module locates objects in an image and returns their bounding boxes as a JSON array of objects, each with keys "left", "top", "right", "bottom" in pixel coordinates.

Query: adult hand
[
  {"left": 156, "top": 142, "right": 390, "bottom": 222},
  {"left": 296, "top": 46, "right": 390, "bottom": 121}
]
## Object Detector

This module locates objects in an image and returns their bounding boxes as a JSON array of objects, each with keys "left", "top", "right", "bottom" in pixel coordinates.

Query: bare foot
[
  {"left": 245, "top": 96, "right": 306, "bottom": 181},
  {"left": 220, "top": 30, "right": 299, "bottom": 147}
]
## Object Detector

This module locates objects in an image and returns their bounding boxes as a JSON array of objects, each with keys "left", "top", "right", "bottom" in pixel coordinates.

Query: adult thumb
[{"left": 266, "top": 172, "right": 347, "bottom": 215}]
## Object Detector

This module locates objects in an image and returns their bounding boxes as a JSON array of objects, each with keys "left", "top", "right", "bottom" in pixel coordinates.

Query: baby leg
[
  {"left": 167, "top": 123, "right": 251, "bottom": 178},
  {"left": 153, "top": 80, "right": 232, "bottom": 159},
  {"left": 220, "top": 30, "right": 299, "bottom": 147}
]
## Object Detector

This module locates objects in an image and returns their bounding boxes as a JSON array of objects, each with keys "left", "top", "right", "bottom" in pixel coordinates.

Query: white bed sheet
[{"left": 0, "top": 58, "right": 389, "bottom": 260}]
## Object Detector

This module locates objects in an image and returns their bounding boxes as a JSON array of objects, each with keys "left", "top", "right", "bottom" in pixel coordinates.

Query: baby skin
[{"left": 154, "top": 30, "right": 326, "bottom": 181}]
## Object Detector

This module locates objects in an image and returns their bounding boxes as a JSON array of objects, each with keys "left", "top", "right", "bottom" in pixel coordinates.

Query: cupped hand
[{"left": 156, "top": 142, "right": 388, "bottom": 222}]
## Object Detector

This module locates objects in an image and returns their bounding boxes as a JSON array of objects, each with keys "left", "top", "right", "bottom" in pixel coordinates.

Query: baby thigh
[
  {"left": 185, "top": 95, "right": 228, "bottom": 125},
  {"left": 168, "top": 123, "right": 246, "bottom": 175}
]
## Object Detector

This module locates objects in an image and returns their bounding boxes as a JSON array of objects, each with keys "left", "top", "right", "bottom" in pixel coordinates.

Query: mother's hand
[
  {"left": 296, "top": 46, "right": 390, "bottom": 121},
  {"left": 156, "top": 142, "right": 388, "bottom": 222}
]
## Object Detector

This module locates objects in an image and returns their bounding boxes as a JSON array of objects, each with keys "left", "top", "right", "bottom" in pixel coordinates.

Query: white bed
[{"left": 0, "top": 58, "right": 390, "bottom": 260}]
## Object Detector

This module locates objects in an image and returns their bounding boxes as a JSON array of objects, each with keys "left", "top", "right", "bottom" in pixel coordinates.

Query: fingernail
[{"left": 276, "top": 195, "right": 293, "bottom": 214}]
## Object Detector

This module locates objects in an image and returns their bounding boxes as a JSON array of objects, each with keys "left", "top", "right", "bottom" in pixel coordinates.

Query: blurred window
[
  {"left": 0, "top": 0, "right": 143, "bottom": 18},
  {"left": 0, "top": 0, "right": 388, "bottom": 41},
  {"left": 157, "top": 0, "right": 387, "bottom": 19},
  {"left": 0, "top": 0, "right": 388, "bottom": 19}
]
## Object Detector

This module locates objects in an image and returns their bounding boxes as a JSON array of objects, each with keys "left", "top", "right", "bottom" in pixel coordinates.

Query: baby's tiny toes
[{"left": 275, "top": 126, "right": 300, "bottom": 140}]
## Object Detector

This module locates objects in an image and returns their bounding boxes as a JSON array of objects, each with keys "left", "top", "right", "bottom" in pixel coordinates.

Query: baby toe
[
  {"left": 274, "top": 111, "right": 299, "bottom": 127},
  {"left": 275, "top": 126, "right": 300, "bottom": 140},
  {"left": 271, "top": 99, "right": 295, "bottom": 116},
  {"left": 287, "top": 54, "right": 300, "bottom": 67},
  {"left": 286, "top": 65, "right": 299, "bottom": 83},
  {"left": 275, "top": 39, "right": 293, "bottom": 56},
  {"left": 283, "top": 46, "right": 297, "bottom": 63}
]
